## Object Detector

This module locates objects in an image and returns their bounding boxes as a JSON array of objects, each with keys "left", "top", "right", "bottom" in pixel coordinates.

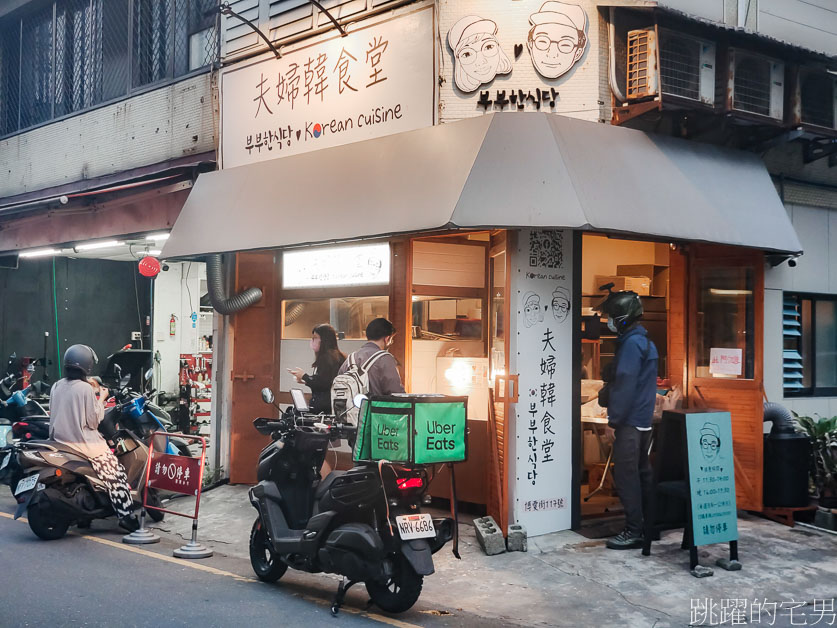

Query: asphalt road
[{"left": 0, "top": 498, "right": 501, "bottom": 628}]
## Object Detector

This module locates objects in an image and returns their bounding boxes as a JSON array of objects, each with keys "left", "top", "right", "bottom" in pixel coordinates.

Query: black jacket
[{"left": 301, "top": 355, "right": 342, "bottom": 414}]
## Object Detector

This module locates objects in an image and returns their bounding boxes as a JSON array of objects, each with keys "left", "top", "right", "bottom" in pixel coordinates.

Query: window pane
[
  {"left": 696, "top": 266, "right": 755, "bottom": 379},
  {"left": 815, "top": 300, "right": 837, "bottom": 389},
  {"left": 412, "top": 296, "right": 483, "bottom": 341},
  {"left": 0, "top": 18, "right": 21, "bottom": 135},
  {"left": 282, "top": 297, "right": 389, "bottom": 340},
  {"left": 101, "top": 0, "right": 130, "bottom": 101},
  {"left": 133, "top": 0, "right": 173, "bottom": 87},
  {"left": 20, "top": 6, "right": 54, "bottom": 128},
  {"left": 55, "top": 0, "right": 101, "bottom": 117}
]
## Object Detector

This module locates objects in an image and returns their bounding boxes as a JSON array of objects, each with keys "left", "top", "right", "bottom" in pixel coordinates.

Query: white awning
[{"left": 163, "top": 112, "right": 802, "bottom": 258}]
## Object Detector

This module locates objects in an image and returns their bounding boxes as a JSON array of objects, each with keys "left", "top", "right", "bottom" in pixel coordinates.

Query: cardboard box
[
  {"left": 617, "top": 264, "right": 669, "bottom": 298},
  {"left": 594, "top": 275, "right": 651, "bottom": 296}
]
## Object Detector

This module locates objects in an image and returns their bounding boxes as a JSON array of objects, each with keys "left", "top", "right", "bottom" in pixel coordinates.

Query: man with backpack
[
  {"left": 331, "top": 318, "right": 404, "bottom": 424},
  {"left": 596, "top": 290, "right": 659, "bottom": 550}
]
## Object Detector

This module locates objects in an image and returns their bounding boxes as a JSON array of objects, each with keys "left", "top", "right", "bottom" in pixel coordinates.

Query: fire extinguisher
[{"left": 170, "top": 314, "right": 177, "bottom": 336}]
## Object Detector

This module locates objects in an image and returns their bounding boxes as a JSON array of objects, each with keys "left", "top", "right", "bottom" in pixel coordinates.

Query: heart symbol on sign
[
  {"left": 514, "top": 43, "right": 523, "bottom": 59},
  {"left": 296, "top": 130, "right": 302, "bottom": 141}
]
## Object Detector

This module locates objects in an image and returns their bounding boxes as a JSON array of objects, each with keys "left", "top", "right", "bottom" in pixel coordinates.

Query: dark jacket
[
  {"left": 302, "top": 352, "right": 343, "bottom": 414},
  {"left": 607, "top": 325, "right": 658, "bottom": 429}
]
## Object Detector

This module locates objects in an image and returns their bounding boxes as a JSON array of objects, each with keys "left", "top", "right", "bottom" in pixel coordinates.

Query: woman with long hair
[{"left": 288, "top": 324, "right": 346, "bottom": 414}]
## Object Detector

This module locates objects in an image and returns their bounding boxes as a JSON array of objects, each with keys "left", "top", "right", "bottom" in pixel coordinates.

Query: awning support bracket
[
  {"left": 217, "top": 2, "right": 283, "bottom": 59},
  {"left": 308, "top": 0, "right": 348, "bottom": 37}
]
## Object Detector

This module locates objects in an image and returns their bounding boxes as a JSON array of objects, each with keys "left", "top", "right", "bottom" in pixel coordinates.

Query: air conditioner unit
[
  {"left": 728, "top": 49, "right": 784, "bottom": 121},
  {"left": 796, "top": 69, "right": 837, "bottom": 130},
  {"left": 658, "top": 30, "right": 716, "bottom": 106},
  {"left": 626, "top": 28, "right": 658, "bottom": 100}
]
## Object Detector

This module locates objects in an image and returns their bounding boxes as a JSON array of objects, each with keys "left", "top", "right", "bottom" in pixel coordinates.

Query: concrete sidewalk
[{"left": 149, "top": 485, "right": 837, "bottom": 627}]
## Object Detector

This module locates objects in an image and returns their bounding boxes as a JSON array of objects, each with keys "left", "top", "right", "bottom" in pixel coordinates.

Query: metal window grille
[
  {"left": 733, "top": 54, "right": 771, "bottom": 117},
  {"left": 659, "top": 32, "right": 700, "bottom": 101},
  {"left": 800, "top": 72, "right": 834, "bottom": 129},
  {"left": 627, "top": 29, "right": 655, "bottom": 100},
  {"left": 0, "top": 0, "right": 219, "bottom": 138},
  {"left": 782, "top": 295, "right": 804, "bottom": 393}
]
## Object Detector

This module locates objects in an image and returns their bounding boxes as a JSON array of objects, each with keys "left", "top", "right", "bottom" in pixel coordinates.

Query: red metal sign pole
[{"left": 123, "top": 435, "right": 161, "bottom": 545}]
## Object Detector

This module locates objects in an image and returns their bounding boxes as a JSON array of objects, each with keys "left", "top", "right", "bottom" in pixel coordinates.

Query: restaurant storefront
[{"left": 160, "top": 0, "right": 806, "bottom": 537}]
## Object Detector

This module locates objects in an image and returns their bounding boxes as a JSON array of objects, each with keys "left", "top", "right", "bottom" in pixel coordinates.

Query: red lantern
[{"left": 138, "top": 256, "right": 161, "bottom": 278}]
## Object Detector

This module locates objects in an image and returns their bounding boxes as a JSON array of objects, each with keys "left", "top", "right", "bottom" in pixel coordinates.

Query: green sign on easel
[{"left": 685, "top": 412, "right": 739, "bottom": 547}]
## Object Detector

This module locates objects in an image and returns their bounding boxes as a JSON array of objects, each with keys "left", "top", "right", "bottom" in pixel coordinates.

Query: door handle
[{"left": 232, "top": 372, "right": 255, "bottom": 382}]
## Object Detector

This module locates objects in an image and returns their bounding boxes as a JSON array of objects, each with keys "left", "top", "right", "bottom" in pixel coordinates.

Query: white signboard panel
[
  {"left": 221, "top": 8, "right": 434, "bottom": 169},
  {"left": 283, "top": 243, "right": 390, "bottom": 289},
  {"left": 510, "top": 229, "right": 573, "bottom": 535},
  {"left": 709, "top": 348, "right": 743, "bottom": 376}
]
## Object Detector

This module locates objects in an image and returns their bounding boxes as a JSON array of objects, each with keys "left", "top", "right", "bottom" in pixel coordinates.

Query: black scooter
[{"left": 248, "top": 388, "right": 455, "bottom": 615}]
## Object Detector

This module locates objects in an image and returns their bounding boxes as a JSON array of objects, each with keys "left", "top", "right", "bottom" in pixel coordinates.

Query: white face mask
[{"left": 607, "top": 317, "right": 618, "bottom": 333}]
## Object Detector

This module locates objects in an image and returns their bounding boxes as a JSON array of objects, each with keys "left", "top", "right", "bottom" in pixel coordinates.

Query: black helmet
[
  {"left": 595, "top": 290, "right": 643, "bottom": 332},
  {"left": 63, "top": 344, "right": 98, "bottom": 377}
]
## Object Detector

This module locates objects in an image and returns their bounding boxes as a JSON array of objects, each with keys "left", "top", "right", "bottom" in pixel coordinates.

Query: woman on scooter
[
  {"left": 288, "top": 324, "right": 346, "bottom": 414},
  {"left": 48, "top": 344, "right": 138, "bottom": 531}
]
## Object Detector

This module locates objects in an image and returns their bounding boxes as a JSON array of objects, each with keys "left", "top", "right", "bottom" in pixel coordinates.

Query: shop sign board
[
  {"left": 685, "top": 411, "right": 738, "bottom": 546},
  {"left": 510, "top": 229, "right": 573, "bottom": 535},
  {"left": 282, "top": 243, "right": 390, "bottom": 289},
  {"left": 220, "top": 8, "right": 434, "bottom": 169},
  {"left": 440, "top": 0, "right": 599, "bottom": 120},
  {"left": 709, "top": 348, "right": 743, "bottom": 376}
]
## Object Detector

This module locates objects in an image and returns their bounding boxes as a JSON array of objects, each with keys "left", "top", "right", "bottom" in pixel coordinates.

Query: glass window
[
  {"left": 783, "top": 293, "right": 837, "bottom": 397},
  {"left": 411, "top": 297, "right": 483, "bottom": 341},
  {"left": 281, "top": 297, "right": 389, "bottom": 340},
  {"left": 695, "top": 267, "right": 755, "bottom": 379}
]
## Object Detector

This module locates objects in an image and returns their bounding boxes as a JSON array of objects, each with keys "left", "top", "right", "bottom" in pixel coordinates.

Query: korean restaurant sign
[
  {"left": 220, "top": 8, "right": 434, "bottom": 169},
  {"left": 283, "top": 243, "right": 390, "bottom": 289},
  {"left": 510, "top": 229, "right": 573, "bottom": 535}
]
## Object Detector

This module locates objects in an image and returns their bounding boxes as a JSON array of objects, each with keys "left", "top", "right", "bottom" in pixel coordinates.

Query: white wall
[
  {"left": 758, "top": 0, "right": 837, "bottom": 57},
  {"left": 765, "top": 202, "right": 837, "bottom": 417},
  {"left": 152, "top": 262, "right": 207, "bottom": 396},
  {"left": 0, "top": 74, "right": 215, "bottom": 198}
]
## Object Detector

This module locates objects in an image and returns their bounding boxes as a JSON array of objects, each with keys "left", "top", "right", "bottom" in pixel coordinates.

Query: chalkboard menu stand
[{"left": 642, "top": 410, "right": 743, "bottom": 578}]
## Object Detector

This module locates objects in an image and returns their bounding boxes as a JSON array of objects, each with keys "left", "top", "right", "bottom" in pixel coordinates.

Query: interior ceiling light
[
  {"left": 20, "top": 248, "right": 59, "bottom": 258},
  {"left": 145, "top": 233, "right": 170, "bottom": 241},
  {"left": 709, "top": 289, "right": 753, "bottom": 296},
  {"left": 75, "top": 240, "right": 123, "bottom": 251}
]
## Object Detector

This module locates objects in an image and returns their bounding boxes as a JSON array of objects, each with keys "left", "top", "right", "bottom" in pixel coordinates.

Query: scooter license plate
[
  {"left": 14, "top": 473, "right": 39, "bottom": 496},
  {"left": 395, "top": 514, "right": 435, "bottom": 540}
]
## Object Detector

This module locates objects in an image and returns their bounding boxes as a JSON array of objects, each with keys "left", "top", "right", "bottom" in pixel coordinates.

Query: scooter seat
[{"left": 315, "top": 470, "right": 347, "bottom": 500}]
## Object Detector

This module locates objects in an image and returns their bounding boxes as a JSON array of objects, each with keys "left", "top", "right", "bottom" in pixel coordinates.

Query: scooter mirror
[
  {"left": 144, "top": 368, "right": 154, "bottom": 382},
  {"left": 261, "top": 387, "right": 275, "bottom": 405},
  {"left": 353, "top": 394, "right": 368, "bottom": 408}
]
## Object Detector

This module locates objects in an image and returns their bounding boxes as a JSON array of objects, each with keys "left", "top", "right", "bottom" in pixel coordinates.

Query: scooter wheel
[
  {"left": 27, "top": 505, "right": 70, "bottom": 541},
  {"left": 366, "top": 553, "right": 423, "bottom": 614},
  {"left": 249, "top": 518, "right": 287, "bottom": 582}
]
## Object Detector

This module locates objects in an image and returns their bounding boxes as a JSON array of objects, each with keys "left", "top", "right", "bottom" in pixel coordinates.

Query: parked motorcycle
[
  {"left": 2, "top": 377, "right": 51, "bottom": 442},
  {"left": 247, "top": 388, "right": 455, "bottom": 615},
  {"left": 5, "top": 384, "right": 167, "bottom": 540}
]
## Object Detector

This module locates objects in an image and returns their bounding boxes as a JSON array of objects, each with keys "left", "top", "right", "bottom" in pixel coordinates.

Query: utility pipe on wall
[
  {"left": 205, "top": 254, "right": 263, "bottom": 315},
  {"left": 608, "top": 7, "right": 626, "bottom": 104}
]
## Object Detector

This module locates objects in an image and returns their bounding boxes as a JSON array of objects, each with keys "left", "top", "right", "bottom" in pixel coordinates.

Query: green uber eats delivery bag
[{"left": 353, "top": 394, "right": 468, "bottom": 464}]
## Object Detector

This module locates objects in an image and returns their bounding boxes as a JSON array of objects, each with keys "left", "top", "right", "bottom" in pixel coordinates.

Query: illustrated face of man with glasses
[{"left": 527, "top": 1, "right": 588, "bottom": 80}]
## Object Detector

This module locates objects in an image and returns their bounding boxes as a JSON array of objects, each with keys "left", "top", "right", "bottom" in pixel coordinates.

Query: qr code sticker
[{"left": 529, "top": 231, "right": 563, "bottom": 269}]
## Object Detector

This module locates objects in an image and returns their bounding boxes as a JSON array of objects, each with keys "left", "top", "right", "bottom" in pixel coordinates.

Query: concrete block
[
  {"left": 474, "top": 516, "right": 505, "bottom": 556},
  {"left": 507, "top": 524, "right": 528, "bottom": 552}
]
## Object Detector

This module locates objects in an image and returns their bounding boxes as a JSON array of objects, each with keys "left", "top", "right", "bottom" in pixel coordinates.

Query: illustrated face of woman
[
  {"left": 457, "top": 34, "right": 502, "bottom": 83},
  {"left": 310, "top": 333, "right": 321, "bottom": 354}
]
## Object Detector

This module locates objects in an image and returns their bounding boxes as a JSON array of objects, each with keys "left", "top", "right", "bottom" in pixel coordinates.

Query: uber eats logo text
[
  {"left": 376, "top": 423, "right": 401, "bottom": 452},
  {"left": 426, "top": 420, "right": 456, "bottom": 451}
]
